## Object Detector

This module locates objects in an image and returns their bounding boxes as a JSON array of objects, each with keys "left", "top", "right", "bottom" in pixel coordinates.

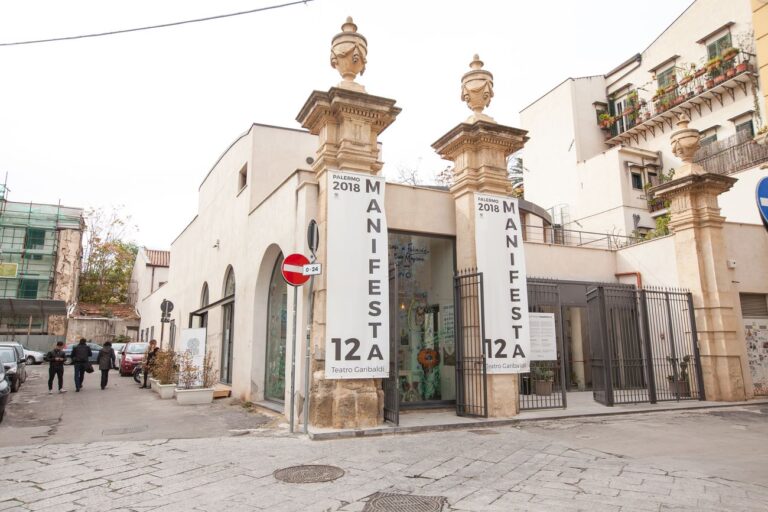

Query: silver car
[{"left": 23, "top": 347, "right": 45, "bottom": 365}]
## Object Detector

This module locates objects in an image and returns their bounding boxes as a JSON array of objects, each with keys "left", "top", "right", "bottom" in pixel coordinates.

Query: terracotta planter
[
  {"left": 706, "top": 79, "right": 715, "bottom": 89},
  {"left": 668, "top": 379, "right": 691, "bottom": 398},
  {"left": 155, "top": 382, "right": 176, "bottom": 399},
  {"left": 736, "top": 62, "right": 748, "bottom": 73},
  {"left": 175, "top": 387, "right": 215, "bottom": 405},
  {"left": 695, "top": 85, "right": 704, "bottom": 95},
  {"left": 644, "top": 112, "right": 651, "bottom": 120},
  {"left": 726, "top": 68, "right": 736, "bottom": 79},
  {"left": 535, "top": 380, "right": 553, "bottom": 396},
  {"left": 694, "top": 68, "right": 706, "bottom": 78},
  {"left": 679, "top": 76, "right": 692, "bottom": 86},
  {"left": 714, "top": 75, "right": 726, "bottom": 85}
]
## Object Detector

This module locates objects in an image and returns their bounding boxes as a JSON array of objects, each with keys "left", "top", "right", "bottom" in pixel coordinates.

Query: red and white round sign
[{"left": 281, "top": 253, "right": 310, "bottom": 286}]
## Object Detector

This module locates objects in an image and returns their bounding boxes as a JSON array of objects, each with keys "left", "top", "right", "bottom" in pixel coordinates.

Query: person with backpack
[
  {"left": 45, "top": 341, "right": 67, "bottom": 394},
  {"left": 71, "top": 338, "right": 93, "bottom": 392},
  {"left": 97, "top": 341, "right": 117, "bottom": 390}
]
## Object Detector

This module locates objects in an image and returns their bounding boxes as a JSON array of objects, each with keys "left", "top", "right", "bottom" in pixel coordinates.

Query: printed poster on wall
[
  {"left": 326, "top": 170, "right": 389, "bottom": 379},
  {"left": 475, "top": 193, "right": 530, "bottom": 373},
  {"left": 529, "top": 312, "right": 557, "bottom": 361},
  {"left": 177, "top": 328, "right": 207, "bottom": 386}
]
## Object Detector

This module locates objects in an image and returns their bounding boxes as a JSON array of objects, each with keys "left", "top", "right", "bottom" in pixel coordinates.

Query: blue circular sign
[{"left": 758, "top": 176, "right": 768, "bottom": 225}]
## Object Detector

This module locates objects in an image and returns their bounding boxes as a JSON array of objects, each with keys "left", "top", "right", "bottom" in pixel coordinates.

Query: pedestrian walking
[
  {"left": 97, "top": 341, "right": 117, "bottom": 390},
  {"left": 141, "top": 339, "right": 159, "bottom": 389},
  {"left": 45, "top": 341, "right": 67, "bottom": 394},
  {"left": 71, "top": 338, "right": 93, "bottom": 392}
]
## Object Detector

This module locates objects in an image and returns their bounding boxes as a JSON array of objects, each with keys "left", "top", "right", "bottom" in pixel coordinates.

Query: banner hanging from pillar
[
  {"left": 474, "top": 193, "right": 530, "bottom": 373},
  {"left": 326, "top": 170, "right": 389, "bottom": 379}
]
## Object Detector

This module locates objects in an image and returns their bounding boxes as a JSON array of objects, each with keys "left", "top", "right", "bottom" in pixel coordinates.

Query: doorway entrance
[
  {"left": 264, "top": 255, "right": 287, "bottom": 402},
  {"left": 388, "top": 233, "right": 456, "bottom": 409}
]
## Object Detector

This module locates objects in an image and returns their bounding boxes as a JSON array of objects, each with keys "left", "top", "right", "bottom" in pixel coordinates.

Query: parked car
[
  {"left": 63, "top": 342, "right": 102, "bottom": 364},
  {"left": 0, "top": 363, "right": 9, "bottom": 423},
  {"left": 119, "top": 342, "right": 148, "bottom": 376},
  {"left": 0, "top": 342, "right": 27, "bottom": 384},
  {"left": 112, "top": 342, "right": 127, "bottom": 369},
  {"left": 0, "top": 346, "right": 21, "bottom": 392},
  {"left": 23, "top": 347, "right": 45, "bottom": 365}
]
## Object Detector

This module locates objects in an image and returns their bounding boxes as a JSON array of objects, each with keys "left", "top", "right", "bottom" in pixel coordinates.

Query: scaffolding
[{"left": 0, "top": 183, "right": 83, "bottom": 334}]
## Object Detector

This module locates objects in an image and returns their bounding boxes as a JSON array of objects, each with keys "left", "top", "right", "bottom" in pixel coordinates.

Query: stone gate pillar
[
  {"left": 296, "top": 18, "right": 401, "bottom": 428},
  {"left": 432, "top": 56, "right": 528, "bottom": 417},
  {"left": 651, "top": 115, "right": 751, "bottom": 401}
]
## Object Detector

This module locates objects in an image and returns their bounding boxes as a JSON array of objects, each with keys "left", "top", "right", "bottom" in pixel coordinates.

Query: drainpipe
[{"left": 615, "top": 271, "right": 643, "bottom": 288}]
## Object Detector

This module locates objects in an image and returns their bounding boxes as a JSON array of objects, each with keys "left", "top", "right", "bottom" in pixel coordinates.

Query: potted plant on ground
[
  {"left": 152, "top": 349, "right": 178, "bottom": 399},
  {"left": 175, "top": 350, "right": 219, "bottom": 405},
  {"left": 667, "top": 355, "right": 692, "bottom": 398},
  {"left": 533, "top": 366, "right": 554, "bottom": 396}
]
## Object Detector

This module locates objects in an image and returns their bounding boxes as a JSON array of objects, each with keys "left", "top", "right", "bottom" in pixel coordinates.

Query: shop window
[
  {"left": 631, "top": 172, "right": 643, "bottom": 190},
  {"left": 18, "top": 279, "right": 38, "bottom": 299},
  {"left": 25, "top": 228, "right": 45, "bottom": 250},
  {"left": 707, "top": 33, "right": 732, "bottom": 60},
  {"left": 238, "top": 164, "right": 247, "bottom": 192}
]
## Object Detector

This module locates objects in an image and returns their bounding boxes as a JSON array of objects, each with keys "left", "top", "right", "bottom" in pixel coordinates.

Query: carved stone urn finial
[
  {"left": 670, "top": 113, "right": 705, "bottom": 176},
  {"left": 461, "top": 54, "right": 495, "bottom": 123},
  {"left": 330, "top": 16, "right": 368, "bottom": 92}
]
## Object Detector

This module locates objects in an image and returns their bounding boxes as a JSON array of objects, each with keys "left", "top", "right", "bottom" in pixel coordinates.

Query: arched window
[
  {"left": 265, "top": 255, "right": 287, "bottom": 402},
  {"left": 199, "top": 282, "right": 209, "bottom": 329},
  {"left": 221, "top": 267, "right": 236, "bottom": 384}
]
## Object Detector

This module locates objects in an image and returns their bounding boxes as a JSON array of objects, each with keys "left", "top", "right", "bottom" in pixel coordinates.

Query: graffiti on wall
[{"left": 744, "top": 318, "right": 768, "bottom": 396}]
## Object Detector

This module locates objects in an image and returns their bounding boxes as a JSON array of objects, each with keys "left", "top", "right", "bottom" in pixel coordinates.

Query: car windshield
[
  {"left": 126, "top": 343, "right": 148, "bottom": 354},
  {"left": 0, "top": 349, "right": 15, "bottom": 363}
]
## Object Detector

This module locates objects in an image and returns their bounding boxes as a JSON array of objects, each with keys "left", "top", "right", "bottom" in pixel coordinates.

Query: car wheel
[
  {"left": 26, "top": 356, "right": 35, "bottom": 365},
  {"left": 0, "top": 408, "right": 4, "bottom": 424},
  {"left": 11, "top": 378, "right": 19, "bottom": 392}
]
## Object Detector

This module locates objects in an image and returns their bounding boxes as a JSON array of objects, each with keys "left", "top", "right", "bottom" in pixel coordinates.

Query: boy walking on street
[
  {"left": 97, "top": 342, "right": 116, "bottom": 390},
  {"left": 46, "top": 341, "right": 67, "bottom": 394}
]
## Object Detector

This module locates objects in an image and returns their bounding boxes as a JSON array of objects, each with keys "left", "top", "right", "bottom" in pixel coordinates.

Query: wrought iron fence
[
  {"left": 453, "top": 269, "right": 488, "bottom": 418},
  {"left": 693, "top": 129, "right": 768, "bottom": 175},
  {"left": 589, "top": 285, "right": 704, "bottom": 406},
  {"left": 523, "top": 224, "right": 641, "bottom": 250}
]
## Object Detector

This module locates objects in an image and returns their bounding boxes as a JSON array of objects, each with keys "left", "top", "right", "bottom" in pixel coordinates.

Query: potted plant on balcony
[
  {"left": 533, "top": 366, "right": 554, "bottom": 396},
  {"left": 666, "top": 355, "right": 692, "bottom": 398},
  {"left": 652, "top": 87, "right": 665, "bottom": 102},
  {"left": 598, "top": 112, "right": 613, "bottom": 129},
  {"left": 678, "top": 65, "right": 694, "bottom": 87},
  {"left": 152, "top": 350, "right": 178, "bottom": 400},
  {"left": 721, "top": 47, "right": 739, "bottom": 62},
  {"left": 694, "top": 65, "right": 707, "bottom": 78},
  {"left": 175, "top": 350, "right": 218, "bottom": 405}
]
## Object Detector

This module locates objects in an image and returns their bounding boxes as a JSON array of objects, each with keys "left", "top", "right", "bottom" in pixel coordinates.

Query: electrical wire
[{"left": 0, "top": 0, "right": 314, "bottom": 47}]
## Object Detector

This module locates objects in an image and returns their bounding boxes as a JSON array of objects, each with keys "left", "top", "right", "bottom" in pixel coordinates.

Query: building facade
[
  {"left": 0, "top": 185, "right": 84, "bottom": 350},
  {"left": 138, "top": 11, "right": 768, "bottom": 431}
]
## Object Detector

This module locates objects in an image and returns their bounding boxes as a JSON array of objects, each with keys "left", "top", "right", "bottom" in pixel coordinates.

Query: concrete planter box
[
  {"left": 535, "top": 380, "right": 553, "bottom": 396},
  {"left": 175, "top": 388, "right": 214, "bottom": 405},
  {"left": 149, "top": 378, "right": 159, "bottom": 391},
  {"left": 155, "top": 383, "right": 176, "bottom": 399}
]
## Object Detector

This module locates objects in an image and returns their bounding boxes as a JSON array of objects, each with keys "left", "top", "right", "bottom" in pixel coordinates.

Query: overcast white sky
[{"left": 0, "top": 0, "right": 693, "bottom": 248}]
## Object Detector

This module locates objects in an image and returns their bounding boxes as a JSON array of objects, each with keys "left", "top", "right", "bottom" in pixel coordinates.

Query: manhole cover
[
  {"left": 273, "top": 464, "right": 344, "bottom": 483},
  {"left": 363, "top": 492, "right": 445, "bottom": 512}
]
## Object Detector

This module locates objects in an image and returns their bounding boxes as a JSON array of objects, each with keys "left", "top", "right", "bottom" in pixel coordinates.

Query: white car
[{"left": 23, "top": 347, "right": 45, "bottom": 365}]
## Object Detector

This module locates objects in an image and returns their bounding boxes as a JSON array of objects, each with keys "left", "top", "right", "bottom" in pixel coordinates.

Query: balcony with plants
[{"left": 596, "top": 45, "right": 759, "bottom": 147}]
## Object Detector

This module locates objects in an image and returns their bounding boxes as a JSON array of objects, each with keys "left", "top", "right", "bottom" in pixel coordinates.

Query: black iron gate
[
  {"left": 454, "top": 269, "right": 488, "bottom": 417},
  {"left": 383, "top": 264, "right": 399, "bottom": 424},
  {"left": 519, "top": 280, "right": 567, "bottom": 410},
  {"left": 588, "top": 285, "right": 705, "bottom": 406}
]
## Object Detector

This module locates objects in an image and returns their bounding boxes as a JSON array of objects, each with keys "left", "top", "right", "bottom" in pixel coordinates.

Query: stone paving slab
[{"left": 1, "top": 424, "right": 767, "bottom": 511}]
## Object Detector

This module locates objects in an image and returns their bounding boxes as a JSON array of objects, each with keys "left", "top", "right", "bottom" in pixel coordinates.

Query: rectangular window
[
  {"left": 150, "top": 326, "right": 154, "bottom": 341},
  {"left": 707, "top": 34, "right": 732, "bottom": 60},
  {"left": 238, "top": 164, "right": 247, "bottom": 191},
  {"left": 631, "top": 172, "right": 643, "bottom": 190},
  {"left": 700, "top": 134, "right": 717, "bottom": 146},
  {"left": 736, "top": 121, "right": 754, "bottom": 137},
  {"left": 740, "top": 293, "right": 768, "bottom": 318},
  {"left": 647, "top": 172, "right": 658, "bottom": 187},
  {"left": 25, "top": 228, "right": 45, "bottom": 250},
  {"left": 18, "top": 280, "right": 38, "bottom": 299},
  {"left": 657, "top": 67, "right": 675, "bottom": 89}
]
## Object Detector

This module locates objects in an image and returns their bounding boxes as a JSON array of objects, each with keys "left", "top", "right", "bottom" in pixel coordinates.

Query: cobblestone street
[{"left": 2, "top": 408, "right": 768, "bottom": 511}]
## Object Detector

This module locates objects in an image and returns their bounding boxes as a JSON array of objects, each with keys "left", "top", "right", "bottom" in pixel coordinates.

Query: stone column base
[
  {"left": 309, "top": 370, "right": 383, "bottom": 429},
  {"left": 487, "top": 374, "right": 519, "bottom": 417},
  {"left": 700, "top": 355, "right": 747, "bottom": 401}
]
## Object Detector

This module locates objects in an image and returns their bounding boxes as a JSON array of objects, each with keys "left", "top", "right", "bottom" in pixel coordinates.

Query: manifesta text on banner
[
  {"left": 474, "top": 193, "right": 530, "bottom": 373},
  {"left": 326, "top": 170, "right": 389, "bottom": 379}
]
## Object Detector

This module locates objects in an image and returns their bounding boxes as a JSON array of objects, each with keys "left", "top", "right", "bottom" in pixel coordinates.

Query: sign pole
[
  {"left": 303, "top": 220, "right": 319, "bottom": 435},
  {"left": 289, "top": 286, "right": 298, "bottom": 434}
]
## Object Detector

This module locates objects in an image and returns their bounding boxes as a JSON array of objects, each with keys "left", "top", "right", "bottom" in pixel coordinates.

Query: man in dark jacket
[
  {"left": 71, "top": 338, "right": 92, "bottom": 392},
  {"left": 46, "top": 341, "right": 67, "bottom": 394},
  {"left": 97, "top": 342, "right": 116, "bottom": 390},
  {"left": 141, "top": 339, "right": 159, "bottom": 389}
]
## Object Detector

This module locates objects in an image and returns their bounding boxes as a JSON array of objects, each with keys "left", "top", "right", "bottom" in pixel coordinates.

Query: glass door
[{"left": 265, "top": 255, "right": 287, "bottom": 402}]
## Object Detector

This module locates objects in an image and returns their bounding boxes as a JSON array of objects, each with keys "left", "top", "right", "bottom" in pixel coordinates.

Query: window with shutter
[{"left": 740, "top": 293, "right": 768, "bottom": 318}]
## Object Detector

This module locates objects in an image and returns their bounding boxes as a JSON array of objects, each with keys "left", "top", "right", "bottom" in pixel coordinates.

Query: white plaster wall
[
  {"left": 524, "top": 243, "right": 618, "bottom": 282},
  {"left": 572, "top": 76, "right": 610, "bottom": 162},
  {"left": 720, "top": 166, "right": 768, "bottom": 224},
  {"left": 386, "top": 184, "right": 456, "bottom": 236},
  {"left": 615, "top": 235, "right": 679, "bottom": 287},
  {"left": 722, "top": 222, "right": 768, "bottom": 294}
]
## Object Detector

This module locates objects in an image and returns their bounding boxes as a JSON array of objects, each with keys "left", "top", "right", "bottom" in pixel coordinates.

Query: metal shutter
[{"left": 740, "top": 294, "right": 768, "bottom": 318}]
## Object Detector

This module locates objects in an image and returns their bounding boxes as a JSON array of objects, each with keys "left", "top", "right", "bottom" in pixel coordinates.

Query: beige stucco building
[{"left": 137, "top": 8, "right": 768, "bottom": 431}]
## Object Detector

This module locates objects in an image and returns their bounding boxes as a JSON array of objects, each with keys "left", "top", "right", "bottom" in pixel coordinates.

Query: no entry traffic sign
[{"left": 281, "top": 253, "right": 311, "bottom": 286}]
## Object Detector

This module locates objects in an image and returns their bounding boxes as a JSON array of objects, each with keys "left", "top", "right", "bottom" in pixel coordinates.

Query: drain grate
[
  {"left": 363, "top": 492, "right": 445, "bottom": 512},
  {"left": 273, "top": 464, "right": 344, "bottom": 483}
]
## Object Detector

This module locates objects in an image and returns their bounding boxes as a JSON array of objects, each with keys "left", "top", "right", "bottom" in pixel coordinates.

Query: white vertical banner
[
  {"left": 475, "top": 193, "right": 530, "bottom": 373},
  {"left": 326, "top": 170, "right": 389, "bottom": 379},
  {"left": 177, "top": 328, "right": 207, "bottom": 386}
]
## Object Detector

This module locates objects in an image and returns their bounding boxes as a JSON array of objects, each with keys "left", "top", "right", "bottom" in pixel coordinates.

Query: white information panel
[
  {"left": 326, "top": 170, "right": 389, "bottom": 379},
  {"left": 177, "top": 328, "right": 207, "bottom": 386},
  {"left": 529, "top": 312, "right": 557, "bottom": 361},
  {"left": 475, "top": 193, "right": 530, "bottom": 373}
]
